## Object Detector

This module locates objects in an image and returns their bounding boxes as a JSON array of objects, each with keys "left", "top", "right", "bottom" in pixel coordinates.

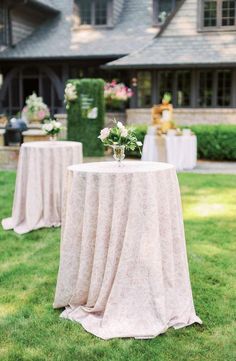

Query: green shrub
[
  {"left": 127, "top": 124, "right": 236, "bottom": 160},
  {"left": 184, "top": 124, "right": 236, "bottom": 160},
  {"left": 126, "top": 124, "right": 148, "bottom": 158},
  {"left": 67, "top": 79, "right": 105, "bottom": 156}
]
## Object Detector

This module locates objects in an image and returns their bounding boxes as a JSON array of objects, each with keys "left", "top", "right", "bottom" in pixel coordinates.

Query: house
[{"left": 0, "top": 0, "right": 236, "bottom": 124}]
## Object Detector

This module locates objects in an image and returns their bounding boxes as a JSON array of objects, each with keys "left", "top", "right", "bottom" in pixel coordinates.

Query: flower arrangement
[
  {"left": 104, "top": 80, "right": 133, "bottom": 111},
  {"left": 42, "top": 119, "right": 62, "bottom": 140},
  {"left": 64, "top": 83, "right": 78, "bottom": 109},
  {"left": 22, "top": 93, "right": 49, "bottom": 123},
  {"left": 98, "top": 121, "right": 142, "bottom": 163}
]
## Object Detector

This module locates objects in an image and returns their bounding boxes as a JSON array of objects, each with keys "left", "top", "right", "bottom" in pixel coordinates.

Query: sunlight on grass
[
  {"left": 191, "top": 202, "right": 227, "bottom": 218},
  {"left": 0, "top": 304, "right": 18, "bottom": 318},
  {"left": 191, "top": 243, "right": 222, "bottom": 257}
]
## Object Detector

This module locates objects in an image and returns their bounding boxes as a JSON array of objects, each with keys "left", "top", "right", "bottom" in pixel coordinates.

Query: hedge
[
  {"left": 127, "top": 124, "right": 236, "bottom": 160},
  {"left": 184, "top": 124, "right": 236, "bottom": 160},
  {"left": 67, "top": 79, "right": 105, "bottom": 156}
]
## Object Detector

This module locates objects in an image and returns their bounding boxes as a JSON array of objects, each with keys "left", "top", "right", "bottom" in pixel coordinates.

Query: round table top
[
  {"left": 145, "top": 134, "right": 196, "bottom": 139},
  {"left": 68, "top": 161, "right": 174, "bottom": 174},
  {"left": 22, "top": 141, "right": 82, "bottom": 149}
]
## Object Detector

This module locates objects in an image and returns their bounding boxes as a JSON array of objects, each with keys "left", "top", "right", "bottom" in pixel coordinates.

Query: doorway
[{"left": 23, "top": 78, "right": 39, "bottom": 101}]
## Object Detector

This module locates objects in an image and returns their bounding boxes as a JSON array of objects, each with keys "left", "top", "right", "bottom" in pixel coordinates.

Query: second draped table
[
  {"left": 53, "top": 161, "right": 201, "bottom": 340},
  {"left": 2, "top": 141, "right": 83, "bottom": 234},
  {"left": 142, "top": 133, "right": 197, "bottom": 170}
]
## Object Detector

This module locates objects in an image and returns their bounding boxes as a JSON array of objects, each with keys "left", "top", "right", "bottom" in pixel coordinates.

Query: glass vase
[
  {"left": 49, "top": 134, "right": 58, "bottom": 142},
  {"left": 112, "top": 145, "right": 125, "bottom": 165}
]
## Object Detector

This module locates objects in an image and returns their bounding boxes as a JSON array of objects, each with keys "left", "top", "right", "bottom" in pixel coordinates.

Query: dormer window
[
  {"left": 78, "top": 0, "right": 109, "bottom": 26},
  {"left": 201, "top": 0, "right": 236, "bottom": 30},
  {"left": 153, "top": 0, "right": 181, "bottom": 25},
  {"left": 0, "top": 4, "right": 8, "bottom": 45}
]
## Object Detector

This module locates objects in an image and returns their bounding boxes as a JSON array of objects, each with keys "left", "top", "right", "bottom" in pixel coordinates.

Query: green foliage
[
  {"left": 67, "top": 79, "right": 105, "bottom": 156},
  {"left": 126, "top": 124, "right": 236, "bottom": 160},
  {"left": 126, "top": 124, "right": 148, "bottom": 157},
  {"left": 183, "top": 124, "right": 236, "bottom": 160},
  {"left": 1, "top": 171, "right": 236, "bottom": 361}
]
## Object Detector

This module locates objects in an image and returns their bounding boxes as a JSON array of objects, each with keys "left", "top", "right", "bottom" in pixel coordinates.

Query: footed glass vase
[
  {"left": 112, "top": 145, "right": 125, "bottom": 165},
  {"left": 49, "top": 134, "right": 58, "bottom": 141}
]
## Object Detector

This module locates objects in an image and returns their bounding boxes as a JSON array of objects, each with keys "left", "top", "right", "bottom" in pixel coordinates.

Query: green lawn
[{"left": 0, "top": 171, "right": 235, "bottom": 361}]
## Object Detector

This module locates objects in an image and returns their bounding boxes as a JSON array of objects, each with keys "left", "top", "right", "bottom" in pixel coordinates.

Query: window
[
  {"left": 201, "top": 0, "right": 236, "bottom": 29},
  {"left": 176, "top": 71, "right": 191, "bottom": 106},
  {"left": 217, "top": 70, "right": 232, "bottom": 106},
  {"left": 203, "top": 1, "right": 217, "bottom": 26},
  {"left": 79, "top": 0, "right": 91, "bottom": 25},
  {"left": 158, "top": 0, "right": 173, "bottom": 24},
  {"left": 199, "top": 71, "right": 214, "bottom": 106},
  {"left": 95, "top": 0, "right": 107, "bottom": 25},
  {"left": 153, "top": 0, "right": 182, "bottom": 25},
  {"left": 222, "top": 0, "right": 236, "bottom": 26},
  {"left": 0, "top": 4, "right": 8, "bottom": 45},
  {"left": 137, "top": 72, "right": 152, "bottom": 108},
  {"left": 78, "top": 0, "right": 108, "bottom": 26},
  {"left": 159, "top": 71, "right": 173, "bottom": 98},
  {"left": 157, "top": 70, "right": 191, "bottom": 106}
]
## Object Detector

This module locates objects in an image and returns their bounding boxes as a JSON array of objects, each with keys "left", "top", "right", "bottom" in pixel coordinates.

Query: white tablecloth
[
  {"left": 2, "top": 141, "right": 83, "bottom": 234},
  {"left": 53, "top": 161, "right": 201, "bottom": 339},
  {"left": 142, "top": 135, "right": 197, "bottom": 170}
]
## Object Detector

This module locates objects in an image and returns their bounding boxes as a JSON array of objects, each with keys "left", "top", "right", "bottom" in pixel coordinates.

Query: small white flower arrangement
[
  {"left": 42, "top": 119, "right": 62, "bottom": 138},
  {"left": 64, "top": 83, "right": 78, "bottom": 109},
  {"left": 98, "top": 120, "right": 142, "bottom": 152}
]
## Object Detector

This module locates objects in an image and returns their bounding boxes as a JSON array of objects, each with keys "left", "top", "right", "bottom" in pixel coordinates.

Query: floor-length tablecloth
[
  {"left": 53, "top": 161, "right": 201, "bottom": 339},
  {"left": 2, "top": 141, "right": 82, "bottom": 234},
  {"left": 142, "top": 135, "right": 197, "bottom": 170}
]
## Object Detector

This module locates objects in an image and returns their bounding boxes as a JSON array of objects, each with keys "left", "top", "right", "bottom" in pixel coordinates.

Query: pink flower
[
  {"left": 98, "top": 127, "right": 110, "bottom": 141},
  {"left": 38, "top": 110, "right": 46, "bottom": 120}
]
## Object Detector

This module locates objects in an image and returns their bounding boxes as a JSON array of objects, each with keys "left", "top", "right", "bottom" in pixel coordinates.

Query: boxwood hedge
[{"left": 67, "top": 79, "right": 105, "bottom": 156}]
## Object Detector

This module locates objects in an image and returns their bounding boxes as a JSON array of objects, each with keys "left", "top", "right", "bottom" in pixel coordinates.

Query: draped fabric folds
[
  {"left": 2, "top": 141, "right": 83, "bottom": 234},
  {"left": 142, "top": 134, "right": 197, "bottom": 170},
  {"left": 54, "top": 161, "right": 201, "bottom": 339}
]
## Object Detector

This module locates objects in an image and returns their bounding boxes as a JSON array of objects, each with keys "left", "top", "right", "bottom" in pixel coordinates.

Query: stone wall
[
  {"left": 0, "top": 146, "right": 19, "bottom": 170},
  {"left": 126, "top": 108, "right": 236, "bottom": 126}
]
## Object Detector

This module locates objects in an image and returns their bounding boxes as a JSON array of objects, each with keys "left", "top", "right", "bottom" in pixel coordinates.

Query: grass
[{"left": 0, "top": 171, "right": 236, "bottom": 361}]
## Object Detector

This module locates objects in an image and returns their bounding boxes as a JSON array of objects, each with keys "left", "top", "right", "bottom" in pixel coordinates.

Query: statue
[{"left": 151, "top": 93, "right": 174, "bottom": 133}]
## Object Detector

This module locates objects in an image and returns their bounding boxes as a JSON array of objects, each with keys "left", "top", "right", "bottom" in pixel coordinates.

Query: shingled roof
[
  {"left": 106, "top": 0, "right": 236, "bottom": 68},
  {"left": 29, "top": 0, "right": 59, "bottom": 13},
  {"left": 105, "top": 33, "right": 236, "bottom": 68},
  {"left": 0, "top": 0, "right": 157, "bottom": 60}
]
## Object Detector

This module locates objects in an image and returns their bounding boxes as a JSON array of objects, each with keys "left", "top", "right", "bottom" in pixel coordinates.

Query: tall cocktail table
[
  {"left": 2, "top": 141, "right": 83, "bottom": 234},
  {"left": 54, "top": 161, "right": 201, "bottom": 339}
]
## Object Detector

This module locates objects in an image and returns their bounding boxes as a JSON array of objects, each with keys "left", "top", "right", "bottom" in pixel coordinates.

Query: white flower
[
  {"left": 98, "top": 127, "right": 110, "bottom": 141},
  {"left": 64, "top": 83, "right": 77, "bottom": 102},
  {"left": 42, "top": 123, "right": 53, "bottom": 132},
  {"left": 117, "top": 121, "right": 124, "bottom": 129},
  {"left": 54, "top": 121, "right": 61, "bottom": 129},
  {"left": 121, "top": 127, "right": 128, "bottom": 137},
  {"left": 136, "top": 141, "right": 142, "bottom": 146}
]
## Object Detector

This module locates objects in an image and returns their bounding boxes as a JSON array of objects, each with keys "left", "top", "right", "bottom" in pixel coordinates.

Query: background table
[
  {"left": 2, "top": 141, "right": 82, "bottom": 234},
  {"left": 142, "top": 134, "right": 197, "bottom": 170},
  {"left": 54, "top": 161, "right": 201, "bottom": 339}
]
